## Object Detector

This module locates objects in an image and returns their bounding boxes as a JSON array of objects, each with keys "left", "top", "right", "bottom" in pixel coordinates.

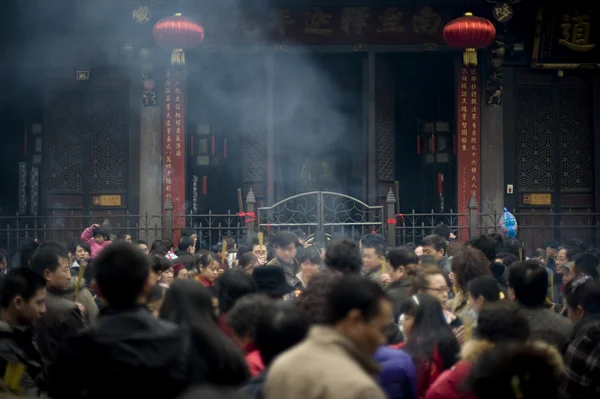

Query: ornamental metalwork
[{"left": 376, "top": 66, "right": 395, "bottom": 180}]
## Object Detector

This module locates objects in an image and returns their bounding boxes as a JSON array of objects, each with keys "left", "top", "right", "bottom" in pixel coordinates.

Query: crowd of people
[{"left": 0, "top": 223, "right": 597, "bottom": 399}]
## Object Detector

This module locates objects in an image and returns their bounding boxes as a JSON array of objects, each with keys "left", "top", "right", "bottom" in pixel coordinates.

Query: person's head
[
  {"left": 92, "top": 226, "right": 110, "bottom": 244},
  {"left": 19, "top": 239, "right": 40, "bottom": 268},
  {"left": 421, "top": 235, "right": 447, "bottom": 260},
  {"left": 414, "top": 245, "right": 423, "bottom": 256},
  {"left": 361, "top": 234, "right": 386, "bottom": 273},
  {"left": 298, "top": 247, "right": 321, "bottom": 282},
  {"left": 465, "top": 341, "right": 565, "bottom": 399},
  {"left": 324, "top": 276, "right": 392, "bottom": 356},
  {"left": 250, "top": 238, "right": 268, "bottom": 265},
  {"left": 399, "top": 293, "right": 460, "bottom": 370},
  {"left": 564, "top": 276, "right": 600, "bottom": 324},
  {"left": 292, "top": 229, "right": 307, "bottom": 246},
  {"left": 162, "top": 238, "right": 174, "bottom": 253},
  {"left": 145, "top": 285, "right": 166, "bottom": 318},
  {"left": 173, "top": 263, "right": 189, "bottom": 280},
  {"left": 238, "top": 252, "right": 258, "bottom": 274},
  {"left": 0, "top": 249, "right": 8, "bottom": 272},
  {"left": 433, "top": 223, "right": 456, "bottom": 241},
  {"left": 359, "top": 233, "right": 385, "bottom": 249},
  {"left": 475, "top": 301, "right": 530, "bottom": 343},
  {"left": 194, "top": 253, "right": 220, "bottom": 283},
  {"left": 149, "top": 254, "right": 172, "bottom": 285},
  {"left": 72, "top": 241, "right": 91, "bottom": 263},
  {"left": 161, "top": 279, "right": 215, "bottom": 324},
  {"left": 297, "top": 269, "right": 344, "bottom": 325},
  {"left": 181, "top": 228, "right": 198, "bottom": 247},
  {"left": 150, "top": 240, "right": 167, "bottom": 256},
  {"left": 572, "top": 252, "right": 599, "bottom": 279},
  {"left": 467, "top": 276, "right": 501, "bottom": 314},
  {"left": 135, "top": 240, "right": 149, "bottom": 255},
  {"left": 116, "top": 232, "right": 132, "bottom": 243},
  {"left": 451, "top": 247, "right": 491, "bottom": 292},
  {"left": 508, "top": 260, "right": 548, "bottom": 308},
  {"left": 324, "top": 239, "right": 362, "bottom": 275},
  {"left": 178, "top": 236, "right": 195, "bottom": 255},
  {"left": 272, "top": 231, "right": 298, "bottom": 264},
  {"left": 387, "top": 247, "right": 419, "bottom": 282},
  {"left": 494, "top": 252, "right": 518, "bottom": 268},
  {"left": 0, "top": 267, "right": 47, "bottom": 325},
  {"left": 217, "top": 269, "right": 258, "bottom": 314},
  {"left": 93, "top": 242, "right": 152, "bottom": 309},
  {"left": 419, "top": 254, "right": 438, "bottom": 267},
  {"left": 255, "top": 302, "right": 310, "bottom": 366},
  {"left": 30, "top": 241, "right": 71, "bottom": 291},
  {"left": 447, "top": 241, "right": 465, "bottom": 257},
  {"left": 412, "top": 266, "right": 449, "bottom": 306},
  {"left": 227, "top": 294, "right": 273, "bottom": 349},
  {"left": 467, "top": 235, "right": 497, "bottom": 263},
  {"left": 544, "top": 241, "right": 559, "bottom": 259}
]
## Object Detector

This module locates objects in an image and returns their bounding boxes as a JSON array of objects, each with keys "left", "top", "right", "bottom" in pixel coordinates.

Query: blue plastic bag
[{"left": 499, "top": 208, "right": 518, "bottom": 238}]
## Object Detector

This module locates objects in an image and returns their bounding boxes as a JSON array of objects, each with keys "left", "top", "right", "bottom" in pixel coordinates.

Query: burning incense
[
  {"left": 381, "top": 257, "right": 386, "bottom": 275},
  {"left": 221, "top": 242, "right": 228, "bottom": 265},
  {"left": 74, "top": 265, "right": 86, "bottom": 301},
  {"left": 237, "top": 188, "right": 244, "bottom": 214},
  {"left": 258, "top": 232, "right": 264, "bottom": 252},
  {"left": 462, "top": 315, "right": 473, "bottom": 343}
]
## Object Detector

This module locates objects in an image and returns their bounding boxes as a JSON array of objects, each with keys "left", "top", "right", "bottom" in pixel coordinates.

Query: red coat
[
  {"left": 196, "top": 275, "right": 215, "bottom": 288},
  {"left": 391, "top": 341, "right": 445, "bottom": 399},
  {"left": 245, "top": 350, "right": 265, "bottom": 377}
]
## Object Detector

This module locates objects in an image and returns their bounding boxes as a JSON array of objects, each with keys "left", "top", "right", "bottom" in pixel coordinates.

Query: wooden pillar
[
  {"left": 480, "top": 93, "right": 504, "bottom": 217},
  {"left": 266, "top": 54, "right": 275, "bottom": 205},
  {"left": 366, "top": 51, "right": 377, "bottom": 206},
  {"left": 593, "top": 74, "right": 600, "bottom": 213}
]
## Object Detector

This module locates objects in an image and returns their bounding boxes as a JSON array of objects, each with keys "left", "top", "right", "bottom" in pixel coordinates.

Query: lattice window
[
  {"left": 516, "top": 87, "right": 555, "bottom": 191},
  {"left": 242, "top": 85, "right": 266, "bottom": 183},
  {"left": 89, "top": 89, "right": 127, "bottom": 192},
  {"left": 559, "top": 87, "right": 593, "bottom": 191},
  {"left": 376, "top": 71, "right": 395, "bottom": 181},
  {"left": 48, "top": 90, "right": 84, "bottom": 192}
]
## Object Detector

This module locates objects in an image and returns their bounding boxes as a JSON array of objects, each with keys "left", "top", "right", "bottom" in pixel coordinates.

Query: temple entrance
[{"left": 273, "top": 54, "right": 364, "bottom": 201}]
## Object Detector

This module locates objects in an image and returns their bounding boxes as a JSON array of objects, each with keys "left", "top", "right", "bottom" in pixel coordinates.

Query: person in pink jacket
[{"left": 80, "top": 224, "right": 112, "bottom": 258}]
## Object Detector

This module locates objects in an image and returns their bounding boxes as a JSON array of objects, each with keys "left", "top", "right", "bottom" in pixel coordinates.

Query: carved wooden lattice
[
  {"left": 559, "top": 87, "right": 593, "bottom": 191},
  {"left": 376, "top": 66, "right": 395, "bottom": 181},
  {"left": 242, "top": 80, "right": 266, "bottom": 183},
  {"left": 89, "top": 89, "right": 128, "bottom": 192},
  {"left": 516, "top": 87, "right": 555, "bottom": 190},
  {"left": 48, "top": 90, "right": 84, "bottom": 192}
]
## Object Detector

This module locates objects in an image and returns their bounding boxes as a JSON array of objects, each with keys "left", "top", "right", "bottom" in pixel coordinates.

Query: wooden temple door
[{"left": 511, "top": 70, "right": 594, "bottom": 250}]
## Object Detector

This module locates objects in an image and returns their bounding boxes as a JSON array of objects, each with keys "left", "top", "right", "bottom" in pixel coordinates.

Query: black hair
[
  {"left": 0, "top": 267, "right": 46, "bottom": 308},
  {"left": 508, "top": 260, "right": 548, "bottom": 307},
  {"left": 324, "top": 275, "right": 389, "bottom": 325},
  {"left": 467, "top": 235, "right": 497, "bottom": 263},
  {"left": 297, "top": 269, "right": 344, "bottom": 325},
  {"left": 419, "top": 254, "right": 437, "bottom": 267},
  {"left": 160, "top": 279, "right": 249, "bottom": 384},
  {"left": 565, "top": 277, "right": 600, "bottom": 316},
  {"left": 325, "top": 239, "right": 362, "bottom": 275},
  {"left": 495, "top": 252, "right": 518, "bottom": 268},
  {"left": 162, "top": 238, "right": 174, "bottom": 252},
  {"left": 115, "top": 231, "right": 131, "bottom": 241},
  {"left": 30, "top": 241, "right": 69, "bottom": 277},
  {"left": 476, "top": 301, "right": 530, "bottom": 343},
  {"left": 544, "top": 241, "right": 560, "bottom": 250},
  {"left": 18, "top": 239, "right": 40, "bottom": 268},
  {"left": 564, "top": 239, "right": 587, "bottom": 252},
  {"left": 403, "top": 242, "right": 417, "bottom": 251},
  {"left": 421, "top": 235, "right": 447, "bottom": 255},
  {"left": 237, "top": 244, "right": 251, "bottom": 256},
  {"left": 238, "top": 252, "right": 257, "bottom": 269},
  {"left": 217, "top": 269, "right": 258, "bottom": 314},
  {"left": 255, "top": 302, "right": 310, "bottom": 365},
  {"left": 178, "top": 236, "right": 195, "bottom": 253},
  {"left": 361, "top": 234, "right": 386, "bottom": 258},
  {"left": 227, "top": 294, "right": 273, "bottom": 340},
  {"left": 387, "top": 247, "right": 418, "bottom": 271},
  {"left": 149, "top": 240, "right": 166, "bottom": 256},
  {"left": 298, "top": 247, "right": 321, "bottom": 265},
  {"left": 451, "top": 247, "right": 491, "bottom": 292},
  {"left": 573, "top": 253, "right": 599, "bottom": 278},
  {"left": 149, "top": 254, "right": 172, "bottom": 274},
  {"left": 181, "top": 228, "right": 196, "bottom": 238},
  {"left": 565, "top": 246, "right": 583, "bottom": 262},
  {"left": 400, "top": 293, "right": 460, "bottom": 371},
  {"left": 71, "top": 241, "right": 91, "bottom": 257},
  {"left": 465, "top": 342, "right": 564, "bottom": 399},
  {"left": 193, "top": 253, "right": 218, "bottom": 273},
  {"left": 467, "top": 276, "right": 501, "bottom": 303},
  {"left": 135, "top": 240, "right": 148, "bottom": 247},
  {"left": 92, "top": 226, "right": 110, "bottom": 241},
  {"left": 94, "top": 242, "right": 150, "bottom": 309},
  {"left": 272, "top": 230, "right": 298, "bottom": 248},
  {"left": 146, "top": 284, "right": 166, "bottom": 303}
]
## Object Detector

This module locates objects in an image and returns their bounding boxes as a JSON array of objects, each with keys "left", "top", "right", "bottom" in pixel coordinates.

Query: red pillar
[
  {"left": 163, "top": 66, "right": 186, "bottom": 242},
  {"left": 456, "top": 65, "right": 481, "bottom": 241}
]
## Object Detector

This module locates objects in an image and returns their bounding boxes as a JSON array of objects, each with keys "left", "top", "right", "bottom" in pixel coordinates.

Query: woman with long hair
[
  {"left": 393, "top": 293, "right": 460, "bottom": 399},
  {"left": 160, "top": 280, "right": 250, "bottom": 386}
]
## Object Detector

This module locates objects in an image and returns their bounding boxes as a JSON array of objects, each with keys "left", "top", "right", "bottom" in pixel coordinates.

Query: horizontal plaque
[
  {"left": 523, "top": 193, "right": 552, "bottom": 206},
  {"left": 92, "top": 195, "right": 122, "bottom": 207}
]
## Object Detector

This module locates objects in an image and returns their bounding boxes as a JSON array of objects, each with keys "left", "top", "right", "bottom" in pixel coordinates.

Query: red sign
[
  {"left": 456, "top": 66, "right": 480, "bottom": 240},
  {"left": 163, "top": 67, "right": 186, "bottom": 241}
]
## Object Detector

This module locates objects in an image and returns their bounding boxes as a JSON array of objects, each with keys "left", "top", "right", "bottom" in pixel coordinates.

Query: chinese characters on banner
[
  {"left": 457, "top": 66, "right": 480, "bottom": 240},
  {"left": 163, "top": 67, "right": 186, "bottom": 242}
]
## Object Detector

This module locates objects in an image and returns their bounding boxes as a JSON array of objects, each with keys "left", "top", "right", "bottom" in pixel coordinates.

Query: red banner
[
  {"left": 457, "top": 66, "right": 480, "bottom": 240},
  {"left": 163, "top": 66, "right": 186, "bottom": 241}
]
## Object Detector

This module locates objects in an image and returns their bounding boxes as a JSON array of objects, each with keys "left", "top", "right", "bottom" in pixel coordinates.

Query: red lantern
[
  {"left": 443, "top": 12, "right": 496, "bottom": 66},
  {"left": 152, "top": 13, "right": 204, "bottom": 65}
]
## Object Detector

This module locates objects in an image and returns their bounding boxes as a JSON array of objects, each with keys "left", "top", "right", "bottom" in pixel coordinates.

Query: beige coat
[{"left": 265, "top": 326, "right": 386, "bottom": 399}]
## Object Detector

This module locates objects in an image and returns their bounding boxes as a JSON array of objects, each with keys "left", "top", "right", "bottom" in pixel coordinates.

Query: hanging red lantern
[
  {"left": 443, "top": 12, "right": 496, "bottom": 67},
  {"left": 152, "top": 13, "right": 204, "bottom": 65}
]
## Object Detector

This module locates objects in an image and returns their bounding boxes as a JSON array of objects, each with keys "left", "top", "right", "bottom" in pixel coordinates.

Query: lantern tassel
[
  {"left": 463, "top": 48, "right": 478, "bottom": 67},
  {"left": 171, "top": 48, "right": 185, "bottom": 65}
]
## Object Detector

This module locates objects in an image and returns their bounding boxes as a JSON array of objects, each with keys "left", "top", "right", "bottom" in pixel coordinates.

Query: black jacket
[
  {"left": 175, "top": 251, "right": 194, "bottom": 271},
  {"left": 385, "top": 279, "right": 412, "bottom": 320},
  {"left": 0, "top": 319, "right": 46, "bottom": 395},
  {"left": 48, "top": 306, "right": 190, "bottom": 399}
]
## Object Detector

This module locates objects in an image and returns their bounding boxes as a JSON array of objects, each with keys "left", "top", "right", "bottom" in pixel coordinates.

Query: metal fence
[{"left": 1, "top": 189, "right": 599, "bottom": 256}]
